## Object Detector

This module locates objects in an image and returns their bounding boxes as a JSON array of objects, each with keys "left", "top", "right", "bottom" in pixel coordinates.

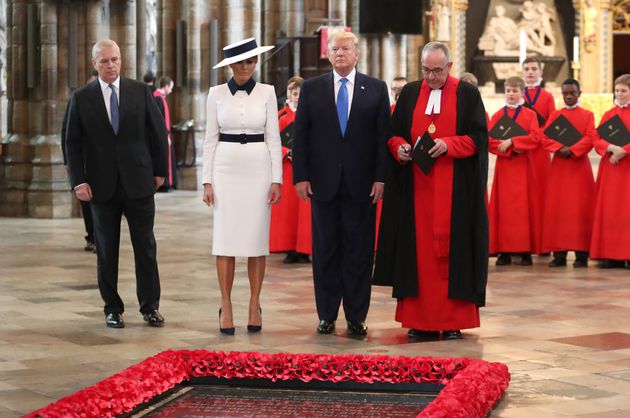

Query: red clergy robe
[
  {"left": 488, "top": 105, "right": 541, "bottom": 254},
  {"left": 514, "top": 107, "right": 596, "bottom": 252},
  {"left": 523, "top": 86, "right": 555, "bottom": 208},
  {"left": 269, "top": 109, "right": 312, "bottom": 254},
  {"left": 386, "top": 76, "right": 479, "bottom": 331},
  {"left": 153, "top": 89, "right": 173, "bottom": 186},
  {"left": 590, "top": 105, "right": 630, "bottom": 260}
]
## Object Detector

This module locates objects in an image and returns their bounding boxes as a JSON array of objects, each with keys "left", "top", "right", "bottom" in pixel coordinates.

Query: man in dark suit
[
  {"left": 66, "top": 39, "right": 168, "bottom": 328},
  {"left": 292, "top": 31, "right": 390, "bottom": 336}
]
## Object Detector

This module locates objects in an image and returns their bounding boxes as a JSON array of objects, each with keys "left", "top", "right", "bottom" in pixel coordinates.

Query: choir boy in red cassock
[
  {"left": 590, "top": 74, "right": 630, "bottom": 270},
  {"left": 269, "top": 76, "right": 312, "bottom": 264},
  {"left": 374, "top": 42, "right": 488, "bottom": 341},
  {"left": 512, "top": 79, "right": 596, "bottom": 267},
  {"left": 522, "top": 57, "right": 555, "bottom": 237},
  {"left": 488, "top": 76, "right": 541, "bottom": 266}
]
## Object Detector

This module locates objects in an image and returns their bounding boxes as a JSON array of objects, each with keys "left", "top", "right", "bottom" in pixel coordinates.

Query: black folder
[
  {"left": 543, "top": 114, "right": 582, "bottom": 147},
  {"left": 488, "top": 114, "right": 528, "bottom": 140},
  {"left": 280, "top": 122, "right": 294, "bottom": 148},
  {"left": 523, "top": 102, "right": 546, "bottom": 126},
  {"left": 597, "top": 115, "right": 630, "bottom": 147},
  {"left": 411, "top": 131, "right": 436, "bottom": 176}
]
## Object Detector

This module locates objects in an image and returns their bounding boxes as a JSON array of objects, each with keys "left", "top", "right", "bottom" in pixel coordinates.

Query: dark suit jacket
[
  {"left": 66, "top": 77, "right": 168, "bottom": 202},
  {"left": 292, "top": 71, "right": 390, "bottom": 202}
]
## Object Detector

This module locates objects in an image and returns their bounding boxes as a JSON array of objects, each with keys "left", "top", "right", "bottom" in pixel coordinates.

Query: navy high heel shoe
[
  {"left": 219, "top": 308, "right": 235, "bottom": 335},
  {"left": 247, "top": 307, "right": 262, "bottom": 333}
]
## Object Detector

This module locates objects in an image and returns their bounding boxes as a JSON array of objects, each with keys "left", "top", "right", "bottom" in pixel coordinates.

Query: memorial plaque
[{"left": 143, "top": 385, "right": 435, "bottom": 417}]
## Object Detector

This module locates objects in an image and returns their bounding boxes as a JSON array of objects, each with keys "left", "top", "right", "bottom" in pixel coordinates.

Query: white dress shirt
[
  {"left": 333, "top": 68, "right": 356, "bottom": 118},
  {"left": 98, "top": 77, "right": 120, "bottom": 124}
]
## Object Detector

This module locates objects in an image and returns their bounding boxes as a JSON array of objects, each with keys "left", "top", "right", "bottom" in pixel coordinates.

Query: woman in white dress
[{"left": 202, "top": 38, "right": 282, "bottom": 335}]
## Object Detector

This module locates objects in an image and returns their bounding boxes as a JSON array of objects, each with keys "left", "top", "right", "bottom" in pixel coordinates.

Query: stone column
[
  {"left": 85, "top": 0, "right": 108, "bottom": 60},
  {"left": 221, "top": 0, "right": 262, "bottom": 82},
  {"left": 109, "top": 0, "right": 136, "bottom": 78},
  {"left": 380, "top": 35, "right": 395, "bottom": 88},
  {"left": 406, "top": 34, "right": 423, "bottom": 81},
  {"left": 328, "top": 0, "right": 346, "bottom": 25},
  {"left": 576, "top": 0, "right": 613, "bottom": 93},
  {"left": 136, "top": 0, "right": 147, "bottom": 78},
  {"left": 280, "top": 0, "right": 304, "bottom": 37},
  {"left": 26, "top": 0, "right": 70, "bottom": 218},
  {"left": 452, "top": 0, "right": 468, "bottom": 77},
  {"left": 0, "top": 0, "right": 29, "bottom": 216}
]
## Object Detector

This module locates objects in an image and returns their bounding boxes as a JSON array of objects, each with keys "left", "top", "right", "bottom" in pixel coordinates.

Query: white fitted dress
[{"left": 202, "top": 82, "right": 282, "bottom": 256}]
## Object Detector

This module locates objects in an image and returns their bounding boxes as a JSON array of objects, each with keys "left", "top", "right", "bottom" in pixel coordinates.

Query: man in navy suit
[
  {"left": 292, "top": 31, "right": 390, "bottom": 336},
  {"left": 66, "top": 39, "right": 168, "bottom": 329}
]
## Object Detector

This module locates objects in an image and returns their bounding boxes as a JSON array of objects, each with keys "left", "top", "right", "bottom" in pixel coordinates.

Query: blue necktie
[
  {"left": 109, "top": 84, "right": 120, "bottom": 134},
  {"left": 337, "top": 77, "right": 348, "bottom": 136}
]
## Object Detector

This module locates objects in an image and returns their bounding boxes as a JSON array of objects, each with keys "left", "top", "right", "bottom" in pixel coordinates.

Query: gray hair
[
  {"left": 421, "top": 42, "right": 451, "bottom": 64},
  {"left": 92, "top": 39, "right": 120, "bottom": 59}
]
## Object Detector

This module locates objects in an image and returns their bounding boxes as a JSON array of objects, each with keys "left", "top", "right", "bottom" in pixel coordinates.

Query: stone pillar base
[{"left": 176, "top": 166, "right": 201, "bottom": 190}]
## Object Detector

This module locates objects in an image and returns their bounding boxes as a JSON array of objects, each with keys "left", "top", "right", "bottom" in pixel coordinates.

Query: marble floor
[{"left": 1, "top": 190, "right": 630, "bottom": 417}]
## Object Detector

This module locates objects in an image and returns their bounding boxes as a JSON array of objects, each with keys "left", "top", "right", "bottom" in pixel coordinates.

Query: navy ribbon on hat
[{"left": 224, "top": 39, "right": 258, "bottom": 58}]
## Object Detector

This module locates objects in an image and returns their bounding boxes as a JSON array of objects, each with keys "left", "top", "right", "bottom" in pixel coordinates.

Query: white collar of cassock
[
  {"left": 525, "top": 77, "right": 543, "bottom": 89},
  {"left": 425, "top": 89, "right": 442, "bottom": 115},
  {"left": 564, "top": 101, "right": 580, "bottom": 110},
  {"left": 505, "top": 98, "right": 525, "bottom": 109},
  {"left": 614, "top": 99, "right": 629, "bottom": 109},
  {"left": 289, "top": 102, "right": 297, "bottom": 112}
]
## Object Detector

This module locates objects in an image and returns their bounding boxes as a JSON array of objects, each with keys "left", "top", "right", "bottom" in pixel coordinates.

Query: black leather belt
[{"left": 219, "top": 133, "right": 264, "bottom": 144}]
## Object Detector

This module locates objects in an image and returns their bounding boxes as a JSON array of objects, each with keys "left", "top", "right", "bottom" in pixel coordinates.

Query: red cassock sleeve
[
  {"left": 568, "top": 111, "right": 596, "bottom": 158},
  {"left": 442, "top": 135, "right": 476, "bottom": 158},
  {"left": 387, "top": 136, "right": 408, "bottom": 163},
  {"left": 511, "top": 110, "right": 540, "bottom": 153}
]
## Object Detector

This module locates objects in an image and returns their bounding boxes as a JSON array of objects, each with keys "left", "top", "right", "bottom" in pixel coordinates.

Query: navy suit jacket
[
  {"left": 292, "top": 71, "right": 390, "bottom": 202},
  {"left": 66, "top": 77, "right": 168, "bottom": 202}
]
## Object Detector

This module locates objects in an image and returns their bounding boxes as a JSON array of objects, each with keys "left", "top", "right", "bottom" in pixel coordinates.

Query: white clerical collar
[
  {"left": 333, "top": 68, "right": 356, "bottom": 86},
  {"left": 505, "top": 98, "right": 525, "bottom": 109},
  {"left": 425, "top": 89, "right": 442, "bottom": 115},
  {"left": 614, "top": 99, "right": 629, "bottom": 109},
  {"left": 525, "top": 77, "right": 542, "bottom": 89},
  {"left": 565, "top": 101, "right": 581, "bottom": 110}
]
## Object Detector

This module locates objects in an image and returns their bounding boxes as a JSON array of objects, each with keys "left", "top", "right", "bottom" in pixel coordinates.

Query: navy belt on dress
[{"left": 219, "top": 133, "right": 264, "bottom": 144}]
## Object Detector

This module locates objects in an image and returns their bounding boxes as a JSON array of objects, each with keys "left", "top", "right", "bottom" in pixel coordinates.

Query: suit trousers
[
  {"left": 91, "top": 182, "right": 161, "bottom": 315},
  {"left": 311, "top": 180, "right": 375, "bottom": 322},
  {"left": 80, "top": 200, "right": 94, "bottom": 243}
]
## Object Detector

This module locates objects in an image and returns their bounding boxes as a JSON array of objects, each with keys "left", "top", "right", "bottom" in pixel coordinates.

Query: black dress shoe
[
  {"left": 573, "top": 258, "right": 588, "bottom": 268},
  {"left": 219, "top": 309, "right": 235, "bottom": 335},
  {"left": 520, "top": 253, "right": 533, "bottom": 266},
  {"left": 143, "top": 310, "right": 165, "bottom": 327},
  {"left": 442, "top": 330, "right": 462, "bottom": 340},
  {"left": 297, "top": 253, "right": 312, "bottom": 263},
  {"left": 316, "top": 320, "right": 335, "bottom": 334},
  {"left": 247, "top": 307, "right": 262, "bottom": 333},
  {"left": 283, "top": 252, "right": 300, "bottom": 264},
  {"left": 407, "top": 329, "right": 440, "bottom": 339},
  {"left": 597, "top": 259, "right": 625, "bottom": 269},
  {"left": 347, "top": 320, "right": 368, "bottom": 336},
  {"left": 105, "top": 313, "right": 125, "bottom": 328},
  {"left": 548, "top": 257, "right": 567, "bottom": 267},
  {"left": 496, "top": 253, "right": 512, "bottom": 266}
]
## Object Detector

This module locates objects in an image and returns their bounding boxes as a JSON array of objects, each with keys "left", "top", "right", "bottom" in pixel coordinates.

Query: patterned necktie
[
  {"left": 109, "top": 84, "right": 120, "bottom": 134},
  {"left": 336, "top": 77, "right": 348, "bottom": 135}
]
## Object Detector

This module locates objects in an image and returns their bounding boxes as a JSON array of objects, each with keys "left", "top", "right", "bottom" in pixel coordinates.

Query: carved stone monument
[{"left": 474, "top": 0, "right": 566, "bottom": 91}]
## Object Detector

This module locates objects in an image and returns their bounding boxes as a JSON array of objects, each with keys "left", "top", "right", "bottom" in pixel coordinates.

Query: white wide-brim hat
[{"left": 213, "top": 38, "right": 274, "bottom": 69}]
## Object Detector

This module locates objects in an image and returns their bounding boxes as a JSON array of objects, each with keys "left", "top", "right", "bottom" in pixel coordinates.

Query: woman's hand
[
  {"left": 268, "top": 183, "right": 281, "bottom": 204},
  {"left": 202, "top": 183, "right": 214, "bottom": 206}
]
